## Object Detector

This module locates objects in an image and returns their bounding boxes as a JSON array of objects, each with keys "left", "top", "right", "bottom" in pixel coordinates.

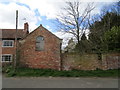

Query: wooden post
[
  {"left": 14, "top": 10, "right": 18, "bottom": 70},
  {"left": 60, "top": 41, "right": 63, "bottom": 71}
]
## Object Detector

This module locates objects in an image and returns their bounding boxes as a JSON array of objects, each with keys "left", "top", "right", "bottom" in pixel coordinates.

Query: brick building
[
  {"left": 0, "top": 23, "right": 29, "bottom": 65},
  {"left": 19, "top": 24, "right": 62, "bottom": 70},
  {"left": 0, "top": 23, "right": 62, "bottom": 70}
]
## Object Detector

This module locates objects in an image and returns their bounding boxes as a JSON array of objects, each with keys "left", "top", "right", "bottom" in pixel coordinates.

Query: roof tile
[{"left": 0, "top": 29, "right": 25, "bottom": 39}]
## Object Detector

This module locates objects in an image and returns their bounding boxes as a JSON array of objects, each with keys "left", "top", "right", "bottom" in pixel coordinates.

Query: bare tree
[{"left": 56, "top": 1, "right": 95, "bottom": 44}]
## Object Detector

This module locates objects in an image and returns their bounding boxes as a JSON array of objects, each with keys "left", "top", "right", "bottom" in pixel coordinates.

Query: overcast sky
[{"left": 0, "top": 0, "right": 118, "bottom": 49}]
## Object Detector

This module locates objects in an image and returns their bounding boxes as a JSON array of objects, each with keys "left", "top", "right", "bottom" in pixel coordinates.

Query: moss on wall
[{"left": 62, "top": 53, "right": 120, "bottom": 70}]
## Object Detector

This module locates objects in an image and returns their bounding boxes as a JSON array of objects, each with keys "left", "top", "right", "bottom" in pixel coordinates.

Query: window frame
[
  {"left": 35, "top": 36, "right": 44, "bottom": 51},
  {"left": 2, "top": 40, "right": 14, "bottom": 47},
  {"left": 1, "top": 54, "right": 13, "bottom": 62}
]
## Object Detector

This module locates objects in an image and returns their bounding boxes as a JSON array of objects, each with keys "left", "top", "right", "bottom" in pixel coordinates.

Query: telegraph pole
[{"left": 14, "top": 10, "right": 18, "bottom": 70}]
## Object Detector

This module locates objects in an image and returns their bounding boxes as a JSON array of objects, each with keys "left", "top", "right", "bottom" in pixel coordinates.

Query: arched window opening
[{"left": 36, "top": 36, "right": 44, "bottom": 51}]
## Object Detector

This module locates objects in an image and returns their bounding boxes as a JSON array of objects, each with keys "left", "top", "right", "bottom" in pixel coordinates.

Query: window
[
  {"left": 36, "top": 36, "right": 44, "bottom": 51},
  {"left": 2, "top": 54, "right": 12, "bottom": 62},
  {"left": 2, "top": 40, "right": 14, "bottom": 47}
]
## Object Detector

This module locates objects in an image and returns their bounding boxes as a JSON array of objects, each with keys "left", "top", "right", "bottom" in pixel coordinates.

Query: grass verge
[{"left": 2, "top": 67, "right": 120, "bottom": 77}]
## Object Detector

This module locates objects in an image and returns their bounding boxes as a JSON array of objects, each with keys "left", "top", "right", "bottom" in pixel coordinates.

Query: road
[{"left": 2, "top": 75, "right": 119, "bottom": 88}]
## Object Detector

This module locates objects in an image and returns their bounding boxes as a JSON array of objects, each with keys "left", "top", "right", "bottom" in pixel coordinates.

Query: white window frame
[
  {"left": 1, "top": 54, "right": 12, "bottom": 62},
  {"left": 2, "top": 40, "right": 14, "bottom": 47}
]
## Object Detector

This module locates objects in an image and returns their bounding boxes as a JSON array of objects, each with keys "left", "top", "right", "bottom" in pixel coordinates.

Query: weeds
[{"left": 3, "top": 67, "right": 119, "bottom": 77}]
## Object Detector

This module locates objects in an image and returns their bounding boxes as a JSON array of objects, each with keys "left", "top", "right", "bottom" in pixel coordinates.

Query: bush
[
  {"left": 2, "top": 65, "right": 16, "bottom": 77},
  {"left": 2, "top": 65, "right": 13, "bottom": 73},
  {"left": 7, "top": 70, "right": 16, "bottom": 77}
]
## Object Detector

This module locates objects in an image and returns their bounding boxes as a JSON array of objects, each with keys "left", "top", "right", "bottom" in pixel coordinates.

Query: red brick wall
[
  {"left": 0, "top": 40, "right": 16, "bottom": 66},
  {"left": 62, "top": 53, "right": 99, "bottom": 70},
  {"left": 0, "top": 40, "right": 16, "bottom": 55},
  {"left": 19, "top": 26, "right": 61, "bottom": 70},
  {"left": 2, "top": 45, "right": 15, "bottom": 55},
  {"left": 62, "top": 53, "right": 120, "bottom": 70},
  {"left": 101, "top": 53, "right": 120, "bottom": 70}
]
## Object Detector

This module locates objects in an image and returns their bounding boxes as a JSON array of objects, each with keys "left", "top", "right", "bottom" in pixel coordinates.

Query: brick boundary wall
[{"left": 62, "top": 53, "right": 120, "bottom": 70}]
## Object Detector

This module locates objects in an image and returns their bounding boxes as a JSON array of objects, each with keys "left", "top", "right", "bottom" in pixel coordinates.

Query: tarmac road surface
[{"left": 2, "top": 75, "right": 119, "bottom": 88}]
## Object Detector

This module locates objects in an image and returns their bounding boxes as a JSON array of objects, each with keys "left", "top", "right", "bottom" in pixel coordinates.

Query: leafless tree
[{"left": 56, "top": 1, "right": 95, "bottom": 44}]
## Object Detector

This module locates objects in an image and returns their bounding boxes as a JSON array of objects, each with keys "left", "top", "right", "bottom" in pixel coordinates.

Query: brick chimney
[{"left": 24, "top": 22, "right": 29, "bottom": 34}]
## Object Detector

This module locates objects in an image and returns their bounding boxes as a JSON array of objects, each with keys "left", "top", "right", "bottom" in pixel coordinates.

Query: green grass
[{"left": 3, "top": 67, "right": 120, "bottom": 77}]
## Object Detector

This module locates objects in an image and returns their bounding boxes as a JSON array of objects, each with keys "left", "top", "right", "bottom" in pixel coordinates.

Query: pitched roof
[
  {"left": 0, "top": 29, "right": 25, "bottom": 39},
  {"left": 41, "top": 25, "right": 62, "bottom": 40},
  {"left": 21, "top": 25, "right": 62, "bottom": 41}
]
